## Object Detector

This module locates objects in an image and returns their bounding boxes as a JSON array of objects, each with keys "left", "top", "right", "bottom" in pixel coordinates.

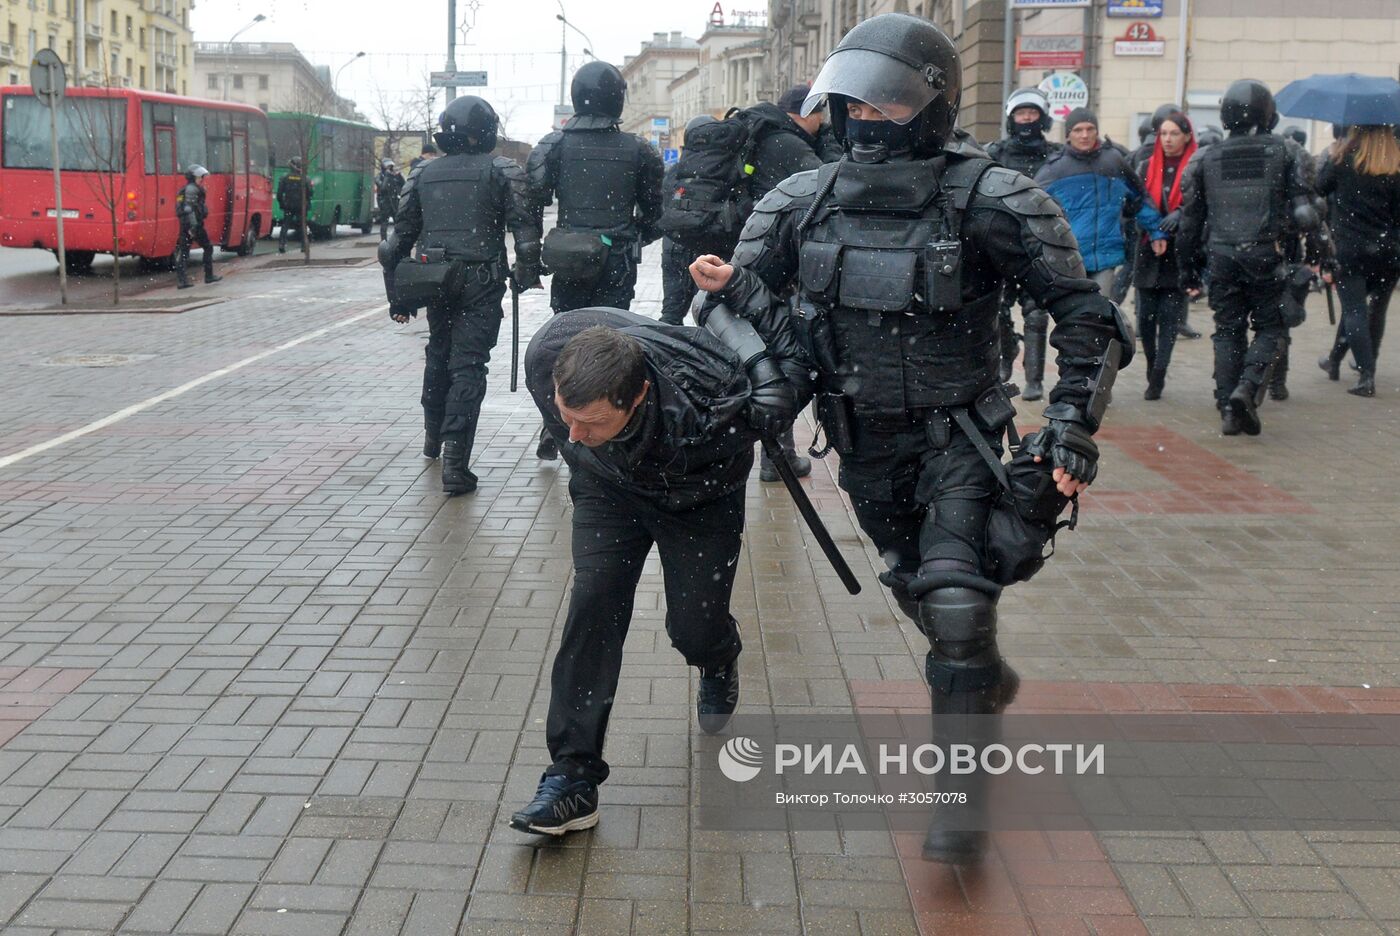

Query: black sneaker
[
  {"left": 1221, "top": 409, "right": 1242, "bottom": 436},
  {"left": 536, "top": 432, "right": 559, "bottom": 462},
  {"left": 698, "top": 661, "right": 739, "bottom": 735},
  {"left": 508, "top": 773, "right": 599, "bottom": 835}
]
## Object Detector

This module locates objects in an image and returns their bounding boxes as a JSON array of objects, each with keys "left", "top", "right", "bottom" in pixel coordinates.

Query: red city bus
[{"left": 0, "top": 87, "right": 272, "bottom": 273}]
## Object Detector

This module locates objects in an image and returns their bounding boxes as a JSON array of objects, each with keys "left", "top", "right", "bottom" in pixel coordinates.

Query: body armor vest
[
  {"left": 1202, "top": 135, "right": 1291, "bottom": 249},
  {"left": 177, "top": 183, "right": 205, "bottom": 223},
  {"left": 416, "top": 152, "right": 505, "bottom": 264},
  {"left": 988, "top": 139, "right": 1057, "bottom": 179},
  {"left": 555, "top": 129, "right": 640, "bottom": 234},
  {"left": 798, "top": 156, "right": 1001, "bottom": 415}
]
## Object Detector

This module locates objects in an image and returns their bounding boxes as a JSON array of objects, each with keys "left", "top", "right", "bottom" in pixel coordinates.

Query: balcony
[
  {"left": 85, "top": 22, "right": 102, "bottom": 38},
  {"left": 155, "top": 51, "right": 177, "bottom": 68},
  {"left": 0, "top": 43, "right": 15, "bottom": 65}
]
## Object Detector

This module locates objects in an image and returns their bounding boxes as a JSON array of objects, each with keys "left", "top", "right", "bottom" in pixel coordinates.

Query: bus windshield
[{"left": 2, "top": 95, "right": 128, "bottom": 172}]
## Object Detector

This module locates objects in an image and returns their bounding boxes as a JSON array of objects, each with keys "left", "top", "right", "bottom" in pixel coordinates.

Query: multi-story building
[
  {"left": 667, "top": 21, "right": 770, "bottom": 145},
  {"left": 619, "top": 31, "right": 701, "bottom": 148},
  {"left": 191, "top": 42, "right": 358, "bottom": 119},
  {"left": 3, "top": 0, "right": 194, "bottom": 94}
]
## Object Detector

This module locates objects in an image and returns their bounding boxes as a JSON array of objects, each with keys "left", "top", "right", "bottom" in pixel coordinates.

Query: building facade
[
  {"left": 667, "top": 22, "right": 769, "bottom": 143},
  {"left": 619, "top": 31, "right": 701, "bottom": 148},
  {"left": 191, "top": 42, "right": 358, "bottom": 120},
  {"left": 3, "top": 0, "right": 193, "bottom": 94}
]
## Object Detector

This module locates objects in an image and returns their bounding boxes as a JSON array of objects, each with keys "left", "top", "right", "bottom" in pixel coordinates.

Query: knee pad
[{"left": 917, "top": 587, "right": 997, "bottom": 662}]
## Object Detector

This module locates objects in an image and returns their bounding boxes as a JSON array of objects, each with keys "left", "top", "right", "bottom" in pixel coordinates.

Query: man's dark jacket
[
  {"left": 743, "top": 102, "right": 824, "bottom": 200},
  {"left": 525, "top": 308, "right": 760, "bottom": 512}
]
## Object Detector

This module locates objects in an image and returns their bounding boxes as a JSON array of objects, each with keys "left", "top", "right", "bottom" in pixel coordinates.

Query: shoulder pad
[
  {"left": 400, "top": 166, "right": 423, "bottom": 197},
  {"left": 976, "top": 166, "right": 1038, "bottom": 199},
  {"left": 775, "top": 169, "right": 821, "bottom": 199},
  {"left": 494, "top": 156, "right": 525, "bottom": 178}
]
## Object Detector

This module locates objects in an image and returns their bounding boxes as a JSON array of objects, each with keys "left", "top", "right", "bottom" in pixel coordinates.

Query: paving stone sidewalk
[{"left": 0, "top": 238, "right": 1398, "bottom": 935}]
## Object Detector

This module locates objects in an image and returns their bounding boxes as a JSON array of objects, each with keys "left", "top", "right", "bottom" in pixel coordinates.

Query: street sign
[
  {"left": 1016, "top": 35, "right": 1084, "bottom": 70},
  {"left": 651, "top": 117, "right": 670, "bottom": 129},
  {"left": 662, "top": 148, "right": 679, "bottom": 164},
  {"left": 1010, "top": 0, "right": 1091, "bottom": 8},
  {"left": 429, "top": 70, "right": 488, "bottom": 88},
  {"left": 1114, "top": 22, "right": 1166, "bottom": 56},
  {"left": 30, "top": 48, "right": 66, "bottom": 107},
  {"left": 30, "top": 49, "right": 68, "bottom": 305},
  {"left": 1107, "top": 0, "right": 1164, "bottom": 16},
  {"left": 1037, "top": 72, "right": 1090, "bottom": 122},
  {"left": 552, "top": 105, "right": 574, "bottom": 131}
]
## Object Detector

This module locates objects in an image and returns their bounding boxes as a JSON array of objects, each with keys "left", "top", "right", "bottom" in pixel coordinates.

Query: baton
[
  {"left": 760, "top": 436, "right": 861, "bottom": 595},
  {"left": 1324, "top": 280, "right": 1337, "bottom": 326},
  {"left": 510, "top": 281, "right": 520, "bottom": 393}
]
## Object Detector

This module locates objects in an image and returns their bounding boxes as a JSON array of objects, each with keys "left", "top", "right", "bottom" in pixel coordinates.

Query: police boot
[
  {"left": 760, "top": 427, "right": 811, "bottom": 482},
  {"left": 1020, "top": 317, "right": 1047, "bottom": 401},
  {"left": 440, "top": 440, "right": 477, "bottom": 495},
  {"left": 1177, "top": 310, "right": 1202, "bottom": 339},
  {"left": 1227, "top": 382, "right": 1262, "bottom": 436},
  {"left": 176, "top": 271, "right": 193, "bottom": 290},
  {"left": 423, "top": 413, "right": 442, "bottom": 459},
  {"left": 536, "top": 426, "right": 559, "bottom": 462},
  {"left": 923, "top": 652, "right": 1020, "bottom": 865},
  {"left": 1144, "top": 367, "right": 1165, "bottom": 401},
  {"left": 277, "top": 228, "right": 288, "bottom": 253},
  {"left": 1348, "top": 369, "right": 1376, "bottom": 398},
  {"left": 1269, "top": 348, "right": 1290, "bottom": 401},
  {"left": 1318, "top": 353, "right": 1342, "bottom": 381}
]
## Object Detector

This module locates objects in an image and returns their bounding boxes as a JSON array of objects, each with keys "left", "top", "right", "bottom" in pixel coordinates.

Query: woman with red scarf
[{"left": 1133, "top": 110, "right": 1198, "bottom": 400}]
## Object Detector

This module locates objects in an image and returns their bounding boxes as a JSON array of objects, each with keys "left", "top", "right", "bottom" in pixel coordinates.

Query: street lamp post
[
  {"left": 333, "top": 51, "right": 366, "bottom": 106},
  {"left": 555, "top": 7, "right": 596, "bottom": 105},
  {"left": 224, "top": 14, "right": 266, "bottom": 102}
]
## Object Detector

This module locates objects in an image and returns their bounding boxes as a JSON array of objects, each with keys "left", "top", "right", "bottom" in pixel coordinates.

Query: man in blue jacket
[{"left": 1033, "top": 108, "right": 1165, "bottom": 399}]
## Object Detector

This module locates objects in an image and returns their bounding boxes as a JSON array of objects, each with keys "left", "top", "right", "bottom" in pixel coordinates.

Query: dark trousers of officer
[
  {"left": 549, "top": 247, "right": 637, "bottom": 315},
  {"left": 175, "top": 222, "right": 214, "bottom": 282},
  {"left": 1331, "top": 264, "right": 1400, "bottom": 375},
  {"left": 545, "top": 472, "right": 745, "bottom": 785},
  {"left": 279, "top": 212, "right": 306, "bottom": 251},
  {"left": 660, "top": 238, "right": 699, "bottom": 325},
  {"left": 1207, "top": 247, "right": 1288, "bottom": 409},
  {"left": 1137, "top": 287, "right": 1186, "bottom": 374},
  {"left": 421, "top": 276, "right": 506, "bottom": 455},
  {"left": 378, "top": 208, "right": 394, "bottom": 242}
]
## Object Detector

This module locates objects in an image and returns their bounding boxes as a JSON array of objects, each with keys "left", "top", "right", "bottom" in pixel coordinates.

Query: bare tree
[
  {"left": 278, "top": 82, "right": 338, "bottom": 263},
  {"left": 71, "top": 80, "right": 139, "bottom": 304},
  {"left": 369, "top": 80, "right": 425, "bottom": 161}
]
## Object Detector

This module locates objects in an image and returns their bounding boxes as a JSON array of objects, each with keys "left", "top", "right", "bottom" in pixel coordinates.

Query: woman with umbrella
[
  {"left": 1315, "top": 126, "right": 1400, "bottom": 397},
  {"left": 1133, "top": 107, "right": 1197, "bottom": 400}
]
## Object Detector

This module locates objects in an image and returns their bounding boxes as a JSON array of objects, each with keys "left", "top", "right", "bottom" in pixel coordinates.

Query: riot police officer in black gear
[
  {"left": 277, "top": 157, "right": 313, "bottom": 253},
  {"left": 987, "top": 88, "right": 1063, "bottom": 393},
  {"left": 376, "top": 159, "right": 404, "bottom": 241},
  {"left": 690, "top": 13, "right": 1128, "bottom": 865},
  {"left": 526, "top": 60, "right": 665, "bottom": 460},
  {"left": 175, "top": 165, "right": 220, "bottom": 289},
  {"left": 384, "top": 95, "right": 542, "bottom": 493},
  {"left": 1178, "top": 79, "right": 1323, "bottom": 436},
  {"left": 659, "top": 115, "right": 720, "bottom": 327}
]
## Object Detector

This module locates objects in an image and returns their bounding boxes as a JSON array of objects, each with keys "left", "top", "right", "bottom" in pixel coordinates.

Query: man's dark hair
[{"left": 553, "top": 326, "right": 648, "bottom": 409}]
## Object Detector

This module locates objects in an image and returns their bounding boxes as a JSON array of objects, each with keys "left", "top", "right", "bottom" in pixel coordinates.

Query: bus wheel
[
  {"left": 62, "top": 250, "right": 96, "bottom": 275},
  {"left": 236, "top": 221, "right": 258, "bottom": 257}
]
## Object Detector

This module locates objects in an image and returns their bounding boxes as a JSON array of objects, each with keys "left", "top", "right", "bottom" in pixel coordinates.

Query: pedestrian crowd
[{"left": 370, "top": 11, "right": 1400, "bottom": 866}]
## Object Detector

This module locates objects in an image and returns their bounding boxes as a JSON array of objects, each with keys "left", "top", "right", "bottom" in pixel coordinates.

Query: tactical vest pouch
[
  {"left": 922, "top": 238, "right": 963, "bottom": 312},
  {"left": 814, "top": 392, "right": 855, "bottom": 457},
  {"left": 798, "top": 240, "right": 842, "bottom": 305},
  {"left": 838, "top": 248, "right": 916, "bottom": 313},
  {"left": 393, "top": 257, "right": 466, "bottom": 310},
  {"left": 542, "top": 228, "right": 608, "bottom": 283}
]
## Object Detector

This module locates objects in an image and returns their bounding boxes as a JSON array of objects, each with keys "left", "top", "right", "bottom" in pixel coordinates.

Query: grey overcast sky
[{"left": 191, "top": 0, "right": 718, "bottom": 142}]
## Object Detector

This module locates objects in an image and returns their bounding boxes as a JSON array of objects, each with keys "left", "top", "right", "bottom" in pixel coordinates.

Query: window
[
  {"left": 249, "top": 116, "right": 270, "bottom": 174},
  {"left": 207, "top": 73, "right": 219, "bottom": 90},
  {"left": 258, "top": 102, "right": 268, "bottom": 112},
  {"left": 47, "top": 34, "right": 55, "bottom": 50},
  {"left": 110, "top": 10, "right": 117, "bottom": 33},
  {"left": 125, "top": 58, "right": 132, "bottom": 78},
  {"left": 3, "top": 95, "right": 127, "bottom": 171},
  {"left": 48, "top": 0, "right": 56, "bottom": 12},
  {"left": 139, "top": 65, "right": 146, "bottom": 87},
  {"left": 174, "top": 105, "right": 207, "bottom": 168},
  {"left": 232, "top": 75, "right": 242, "bottom": 90},
  {"left": 258, "top": 74, "right": 268, "bottom": 91},
  {"left": 110, "top": 52, "right": 118, "bottom": 75},
  {"left": 205, "top": 110, "right": 232, "bottom": 172},
  {"left": 125, "top": 15, "right": 132, "bottom": 39},
  {"left": 139, "top": 27, "right": 145, "bottom": 50}
]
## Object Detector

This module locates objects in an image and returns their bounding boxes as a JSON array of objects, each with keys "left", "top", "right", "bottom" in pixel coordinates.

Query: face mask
[
  {"left": 1012, "top": 120, "right": 1045, "bottom": 143},
  {"left": 845, "top": 117, "right": 919, "bottom": 153}
]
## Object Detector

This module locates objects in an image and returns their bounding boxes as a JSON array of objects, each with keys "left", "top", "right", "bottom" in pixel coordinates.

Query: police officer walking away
[
  {"left": 381, "top": 96, "right": 542, "bottom": 493},
  {"left": 175, "top": 165, "right": 221, "bottom": 289},
  {"left": 987, "top": 88, "right": 1062, "bottom": 390},
  {"left": 277, "top": 157, "right": 313, "bottom": 253},
  {"left": 526, "top": 60, "right": 665, "bottom": 461},
  {"left": 375, "top": 159, "right": 404, "bottom": 241},
  {"left": 509, "top": 309, "right": 800, "bottom": 835},
  {"left": 658, "top": 115, "right": 722, "bottom": 326},
  {"left": 690, "top": 13, "right": 1129, "bottom": 864},
  {"left": 1178, "top": 79, "right": 1323, "bottom": 436}
]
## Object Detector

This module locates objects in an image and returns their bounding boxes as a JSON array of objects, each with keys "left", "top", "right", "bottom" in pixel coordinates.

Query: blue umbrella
[{"left": 1275, "top": 73, "right": 1400, "bottom": 127}]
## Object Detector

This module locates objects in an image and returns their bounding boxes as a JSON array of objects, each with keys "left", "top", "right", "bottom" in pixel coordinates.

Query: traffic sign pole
[
  {"left": 49, "top": 92, "right": 67, "bottom": 305},
  {"left": 32, "top": 50, "right": 69, "bottom": 305}
]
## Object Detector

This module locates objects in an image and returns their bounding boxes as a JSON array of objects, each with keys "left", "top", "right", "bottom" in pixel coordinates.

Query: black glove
[
  {"left": 389, "top": 304, "right": 417, "bottom": 322},
  {"left": 511, "top": 263, "right": 542, "bottom": 291},
  {"left": 745, "top": 353, "right": 799, "bottom": 437},
  {"left": 1022, "top": 416, "right": 1099, "bottom": 486},
  {"left": 1158, "top": 209, "right": 1182, "bottom": 235}
]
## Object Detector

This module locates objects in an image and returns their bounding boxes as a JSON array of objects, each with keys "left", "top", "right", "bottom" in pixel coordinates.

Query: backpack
[{"left": 657, "top": 108, "right": 772, "bottom": 248}]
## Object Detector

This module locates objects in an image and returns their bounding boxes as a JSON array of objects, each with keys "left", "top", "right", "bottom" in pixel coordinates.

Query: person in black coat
[
  {"left": 1133, "top": 110, "right": 1197, "bottom": 400},
  {"left": 1316, "top": 126, "right": 1400, "bottom": 397}
]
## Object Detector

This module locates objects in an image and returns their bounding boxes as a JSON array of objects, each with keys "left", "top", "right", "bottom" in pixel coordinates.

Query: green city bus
[{"left": 267, "top": 112, "right": 375, "bottom": 238}]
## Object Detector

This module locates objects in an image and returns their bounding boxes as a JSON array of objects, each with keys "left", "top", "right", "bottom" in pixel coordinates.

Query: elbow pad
[
  {"left": 377, "top": 236, "right": 399, "bottom": 270},
  {"left": 704, "top": 303, "right": 768, "bottom": 368},
  {"left": 1291, "top": 197, "right": 1320, "bottom": 232}
]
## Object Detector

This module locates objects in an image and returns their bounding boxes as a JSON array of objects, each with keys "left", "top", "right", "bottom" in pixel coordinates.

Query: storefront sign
[
  {"left": 1037, "top": 72, "right": 1090, "bottom": 121},
  {"left": 1016, "top": 34, "right": 1085, "bottom": 70},
  {"left": 1107, "top": 0, "right": 1164, "bottom": 15},
  {"left": 1114, "top": 22, "right": 1166, "bottom": 56}
]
